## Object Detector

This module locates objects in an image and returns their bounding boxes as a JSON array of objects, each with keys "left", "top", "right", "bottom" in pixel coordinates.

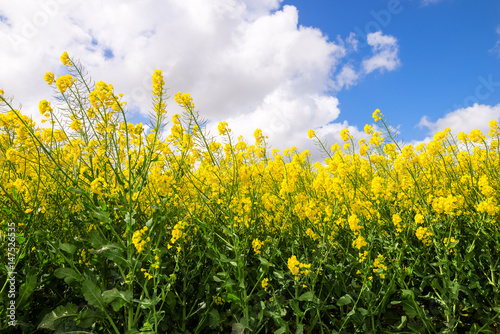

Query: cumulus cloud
[
  {"left": 0, "top": 0, "right": 401, "bottom": 160},
  {"left": 362, "top": 31, "right": 401, "bottom": 74},
  {"left": 418, "top": 103, "right": 500, "bottom": 137}
]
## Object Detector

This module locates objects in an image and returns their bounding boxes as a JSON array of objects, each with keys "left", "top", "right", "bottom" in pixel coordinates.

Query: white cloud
[
  {"left": 0, "top": 0, "right": 401, "bottom": 161},
  {"left": 362, "top": 31, "right": 401, "bottom": 74},
  {"left": 418, "top": 103, "right": 500, "bottom": 137}
]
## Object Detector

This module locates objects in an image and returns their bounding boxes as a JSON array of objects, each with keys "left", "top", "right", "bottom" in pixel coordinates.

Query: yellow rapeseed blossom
[
  {"left": 352, "top": 235, "right": 367, "bottom": 249},
  {"left": 56, "top": 74, "right": 74, "bottom": 94},
  {"left": 61, "top": 51, "right": 71, "bottom": 66},
  {"left": 132, "top": 226, "right": 149, "bottom": 253},
  {"left": 252, "top": 238, "right": 264, "bottom": 254},
  {"left": 261, "top": 278, "right": 269, "bottom": 291},
  {"left": 340, "top": 128, "right": 350, "bottom": 142},
  {"left": 287, "top": 255, "right": 311, "bottom": 280},
  {"left": 308, "top": 129, "right": 315, "bottom": 139},
  {"left": 218, "top": 121, "right": 229, "bottom": 136},
  {"left": 44, "top": 72, "right": 55, "bottom": 85},
  {"left": 348, "top": 214, "right": 362, "bottom": 234},
  {"left": 372, "top": 109, "right": 382, "bottom": 122}
]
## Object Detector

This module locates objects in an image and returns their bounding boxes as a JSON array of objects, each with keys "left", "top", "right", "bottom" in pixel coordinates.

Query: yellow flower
[
  {"left": 340, "top": 128, "right": 350, "bottom": 142},
  {"left": 132, "top": 226, "right": 149, "bottom": 253},
  {"left": 364, "top": 124, "right": 373, "bottom": 135},
  {"left": 56, "top": 74, "right": 74, "bottom": 94},
  {"left": 70, "top": 119, "right": 82, "bottom": 131},
  {"left": 152, "top": 69, "right": 165, "bottom": 96},
  {"left": 261, "top": 278, "right": 269, "bottom": 291},
  {"left": 0, "top": 89, "right": 4, "bottom": 95},
  {"left": 352, "top": 235, "right": 367, "bottom": 249},
  {"left": 218, "top": 121, "right": 229, "bottom": 136},
  {"left": 287, "top": 255, "right": 300, "bottom": 277},
  {"left": 174, "top": 91, "right": 194, "bottom": 110},
  {"left": 252, "top": 239, "right": 264, "bottom": 254},
  {"left": 372, "top": 109, "right": 382, "bottom": 122},
  {"left": 39, "top": 100, "right": 53, "bottom": 115},
  {"left": 61, "top": 51, "right": 71, "bottom": 66},
  {"left": 307, "top": 129, "right": 315, "bottom": 139},
  {"left": 44, "top": 72, "right": 55, "bottom": 85}
]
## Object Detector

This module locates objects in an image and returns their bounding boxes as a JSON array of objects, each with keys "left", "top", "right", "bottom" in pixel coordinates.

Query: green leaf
[
  {"left": 336, "top": 294, "right": 353, "bottom": 307},
  {"left": 59, "top": 242, "right": 77, "bottom": 255},
  {"left": 231, "top": 322, "right": 245, "bottom": 334},
  {"left": 208, "top": 309, "right": 220, "bottom": 329},
  {"left": 124, "top": 211, "right": 136, "bottom": 228},
  {"left": 225, "top": 293, "right": 240, "bottom": 302},
  {"left": 88, "top": 229, "right": 105, "bottom": 249},
  {"left": 68, "top": 187, "right": 86, "bottom": 195},
  {"left": 102, "top": 288, "right": 132, "bottom": 312},
  {"left": 102, "top": 288, "right": 132, "bottom": 303},
  {"left": 290, "top": 300, "right": 304, "bottom": 317},
  {"left": 145, "top": 218, "right": 153, "bottom": 228},
  {"left": 357, "top": 307, "right": 369, "bottom": 316},
  {"left": 258, "top": 256, "right": 270, "bottom": 269},
  {"left": 77, "top": 309, "right": 97, "bottom": 328},
  {"left": 298, "top": 291, "right": 315, "bottom": 302},
  {"left": 38, "top": 303, "right": 78, "bottom": 330},
  {"left": 401, "top": 289, "right": 414, "bottom": 299},
  {"left": 82, "top": 280, "right": 104, "bottom": 309},
  {"left": 296, "top": 324, "right": 304, "bottom": 334},
  {"left": 401, "top": 300, "right": 419, "bottom": 319},
  {"left": 54, "top": 268, "right": 84, "bottom": 285},
  {"left": 273, "top": 271, "right": 284, "bottom": 280},
  {"left": 17, "top": 271, "right": 37, "bottom": 308},
  {"left": 274, "top": 327, "right": 287, "bottom": 334},
  {"left": 92, "top": 245, "right": 129, "bottom": 267}
]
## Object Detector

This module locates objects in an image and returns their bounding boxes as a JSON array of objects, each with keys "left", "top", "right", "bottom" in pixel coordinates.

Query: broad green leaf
[
  {"left": 357, "top": 307, "right": 369, "bottom": 316},
  {"left": 59, "top": 242, "right": 77, "bottom": 255},
  {"left": 82, "top": 280, "right": 104, "bottom": 308},
  {"left": 54, "top": 268, "right": 84, "bottom": 285},
  {"left": 102, "top": 288, "right": 132, "bottom": 311},
  {"left": 401, "top": 300, "right": 418, "bottom": 319},
  {"left": 336, "top": 294, "right": 353, "bottom": 306},
  {"left": 17, "top": 271, "right": 37, "bottom": 308},
  {"left": 401, "top": 289, "right": 414, "bottom": 299},
  {"left": 102, "top": 288, "right": 132, "bottom": 303},
  {"left": 88, "top": 229, "right": 105, "bottom": 249},
  {"left": 208, "top": 309, "right": 220, "bottom": 329},
  {"left": 231, "top": 322, "right": 245, "bottom": 334},
  {"left": 273, "top": 271, "right": 284, "bottom": 280},
  {"left": 77, "top": 309, "right": 97, "bottom": 328},
  {"left": 298, "top": 291, "right": 316, "bottom": 302},
  {"left": 274, "top": 327, "right": 287, "bottom": 334},
  {"left": 225, "top": 293, "right": 240, "bottom": 302},
  {"left": 37, "top": 303, "right": 78, "bottom": 330}
]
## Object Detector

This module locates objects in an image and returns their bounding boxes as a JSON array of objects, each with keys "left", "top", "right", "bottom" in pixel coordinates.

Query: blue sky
[
  {"left": 285, "top": 0, "right": 500, "bottom": 141},
  {"left": 0, "top": 0, "right": 499, "bottom": 156}
]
